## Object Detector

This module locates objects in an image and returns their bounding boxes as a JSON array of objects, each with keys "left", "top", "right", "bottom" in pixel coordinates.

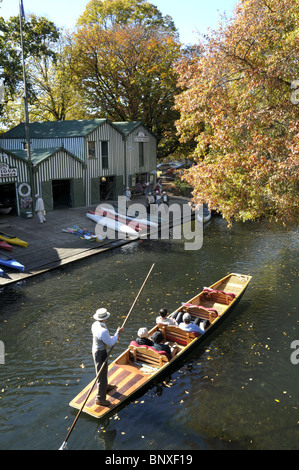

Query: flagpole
[{"left": 19, "top": 0, "right": 35, "bottom": 207}]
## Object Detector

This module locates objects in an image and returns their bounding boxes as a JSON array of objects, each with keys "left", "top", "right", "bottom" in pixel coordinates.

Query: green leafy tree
[
  {"left": 70, "top": 0, "right": 181, "bottom": 158},
  {"left": 77, "top": 0, "right": 177, "bottom": 34},
  {"left": 0, "top": 14, "right": 60, "bottom": 121},
  {"left": 28, "top": 34, "right": 87, "bottom": 122}
]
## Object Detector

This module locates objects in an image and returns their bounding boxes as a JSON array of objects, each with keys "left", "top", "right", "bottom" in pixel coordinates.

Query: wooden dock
[
  {"left": 0, "top": 206, "right": 134, "bottom": 287},
  {"left": 0, "top": 196, "right": 192, "bottom": 287}
]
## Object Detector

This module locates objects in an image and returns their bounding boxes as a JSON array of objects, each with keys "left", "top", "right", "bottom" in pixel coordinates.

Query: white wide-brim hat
[{"left": 93, "top": 308, "right": 110, "bottom": 321}]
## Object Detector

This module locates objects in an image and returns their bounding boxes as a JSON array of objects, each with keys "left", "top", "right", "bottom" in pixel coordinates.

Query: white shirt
[
  {"left": 156, "top": 316, "right": 177, "bottom": 326},
  {"left": 91, "top": 321, "right": 119, "bottom": 354}
]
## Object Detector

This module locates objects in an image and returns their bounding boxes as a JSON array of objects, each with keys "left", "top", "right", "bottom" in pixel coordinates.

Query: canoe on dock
[
  {"left": 91, "top": 207, "right": 148, "bottom": 233},
  {"left": 0, "top": 240, "right": 13, "bottom": 252},
  {"left": 0, "top": 252, "right": 25, "bottom": 272},
  {"left": 0, "top": 231, "right": 28, "bottom": 248},
  {"left": 86, "top": 212, "right": 139, "bottom": 238},
  {"left": 70, "top": 272, "right": 251, "bottom": 419}
]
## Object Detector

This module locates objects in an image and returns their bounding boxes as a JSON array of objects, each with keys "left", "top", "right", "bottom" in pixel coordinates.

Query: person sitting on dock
[
  {"left": 178, "top": 312, "right": 205, "bottom": 335},
  {"left": 91, "top": 308, "right": 124, "bottom": 407},
  {"left": 135, "top": 327, "right": 154, "bottom": 346},
  {"left": 151, "top": 331, "right": 177, "bottom": 358},
  {"left": 156, "top": 308, "right": 177, "bottom": 326}
]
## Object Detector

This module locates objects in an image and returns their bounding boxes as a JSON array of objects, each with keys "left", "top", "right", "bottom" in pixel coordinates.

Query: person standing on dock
[
  {"left": 91, "top": 308, "right": 123, "bottom": 407},
  {"left": 125, "top": 187, "right": 131, "bottom": 209},
  {"left": 35, "top": 194, "right": 46, "bottom": 224}
]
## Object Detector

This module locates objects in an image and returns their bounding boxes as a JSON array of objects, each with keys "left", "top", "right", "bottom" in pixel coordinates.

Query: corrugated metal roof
[
  {"left": 112, "top": 121, "right": 143, "bottom": 135},
  {"left": 1, "top": 119, "right": 108, "bottom": 139},
  {"left": 1, "top": 147, "right": 83, "bottom": 166},
  {"left": 1, "top": 119, "right": 156, "bottom": 141}
]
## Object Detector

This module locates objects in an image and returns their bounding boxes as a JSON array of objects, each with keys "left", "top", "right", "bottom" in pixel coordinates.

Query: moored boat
[
  {"left": 92, "top": 207, "right": 146, "bottom": 233},
  {"left": 97, "top": 205, "right": 158, "bottom": 229},
  {"left": 197, "top": 204, "right": 211, "bottom": 224},
  {"left": 70, "top": 272, "right": 251, "bottom": 419},
  {"left": 0, "top": 207, "right": 12, "bottom": 215},
  {"left": 0, "top": 268, "right": 3, "bottom": 276},
  {"left": 0, "top": 252, "right": 25, "bottom": 272},
  {"left": 0, "top": 240, "right": 13, "bottom": 252},
  {"left": 0, "top": 231, "right": 28, "bottom": 248},
  {"left": 86, "top": 212, "right": 139, "bottom": 238}
]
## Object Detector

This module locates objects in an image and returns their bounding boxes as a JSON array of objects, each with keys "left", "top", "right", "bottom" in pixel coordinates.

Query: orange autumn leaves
[{"left": 175, "top": 0, "right": 299, "bottom": 225}]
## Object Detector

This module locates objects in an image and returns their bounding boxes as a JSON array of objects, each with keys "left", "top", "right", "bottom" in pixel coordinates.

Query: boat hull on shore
[
  {"left": 97, "top": 205, "right": 158, "bottom": 230},
  {"left": 0, "top": 252, "right": 25, "bottom": 272},
  {"left": 0, "top": 241, "right": 13, "bottom": 252},
  {"left": 0, "top": 231, "right": 28, "bottom": 248},
  {"left": 86, "top": 212, "right": 139, "bottom": 238},
  {"left": 70, "top": 272, "right": 251, "bottom": 419}
]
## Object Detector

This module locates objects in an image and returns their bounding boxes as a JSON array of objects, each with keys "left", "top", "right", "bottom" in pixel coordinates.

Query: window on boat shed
[
  {"left": 88, "top": 141, "right": 96, "bottom": 159},
  {"left": 101, "top": 141, "right": 109, "bottom": 169},
  {"left": 139, "top": 142, "right": 144, "bottom": 167}
]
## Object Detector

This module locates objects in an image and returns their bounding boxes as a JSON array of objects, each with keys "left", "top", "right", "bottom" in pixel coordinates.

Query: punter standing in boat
[
  {"left": 91, "top": 308, "right": 123, "bottom": 406},
  {"left": 35, "top": 194, "right": 46, "bottom": 224}
]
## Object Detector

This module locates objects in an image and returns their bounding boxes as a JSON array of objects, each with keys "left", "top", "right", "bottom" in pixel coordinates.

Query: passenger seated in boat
[
  {"left": 156, "top": 308, "right": 177, "bottom": 326},
  {"left": 135, "top": 327, "right": 153, "bottom": 347},
  {"left": 194, "top": 318, "right": 210, "bottom": 330},
  {"left": 151, "top": 331, "right": 177, "bottom": 358},
  {"left": 179, "top": 313, "right": 205, "bottom": 335}
]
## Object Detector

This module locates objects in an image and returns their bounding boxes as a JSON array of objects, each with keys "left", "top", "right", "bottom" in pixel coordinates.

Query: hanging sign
[
  {"left": 134, "top": 131, "right": 149, "bottom": 143},
  {"left": 0, "top": 162, "right": 18, "bottom": 178}
]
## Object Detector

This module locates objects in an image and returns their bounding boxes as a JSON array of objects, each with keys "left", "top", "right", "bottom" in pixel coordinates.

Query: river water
[{"left": 0, "top": 216, "right": 298, "bottom": 450}]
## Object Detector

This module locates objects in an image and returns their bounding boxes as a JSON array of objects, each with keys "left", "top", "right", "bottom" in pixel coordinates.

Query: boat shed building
[{"left": 0, "top": 119, "right": 157, "bottom": 215}]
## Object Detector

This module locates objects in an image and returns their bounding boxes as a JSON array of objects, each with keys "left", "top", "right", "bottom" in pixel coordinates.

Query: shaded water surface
[{"left": 0, "top": 217, "right": 298, "bottom": 450}]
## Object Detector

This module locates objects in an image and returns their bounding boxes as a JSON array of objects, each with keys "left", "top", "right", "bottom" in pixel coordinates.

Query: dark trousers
[{"left": 93, "top": 349, "right": 108, "bottom": 401}]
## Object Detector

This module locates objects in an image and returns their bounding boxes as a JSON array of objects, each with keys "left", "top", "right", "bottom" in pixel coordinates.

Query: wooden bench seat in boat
[
  {"left": 181, "top": 304, "right": 219, "bottom": 323},
  {"left": 202, "top": 288, "right": 236, "bottom": 305},
  {"left": 158, "top": 325, "right": 200, "bottom": 346},
  {"left": 129, "top": 341, "right": 170, "bottom": 368}
]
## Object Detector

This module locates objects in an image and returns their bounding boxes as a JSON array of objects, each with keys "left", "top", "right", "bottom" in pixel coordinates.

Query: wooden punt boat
[
  {"left": 0, "top": 231, "right": 28, "bottom": 248},
  {"left": 70, "top": 272, "right": 251, "bottom": 419}
]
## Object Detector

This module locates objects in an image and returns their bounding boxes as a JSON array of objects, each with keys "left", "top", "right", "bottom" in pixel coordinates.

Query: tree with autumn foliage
[
  {"left": 175, "top": 0, "right": 299, "bottom": 225},
  {"left": 70, "top": 0, "right": 182, "bottom": 158}
]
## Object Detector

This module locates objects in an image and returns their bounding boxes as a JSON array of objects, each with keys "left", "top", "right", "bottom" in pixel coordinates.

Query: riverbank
[{"left": 0, "top": 194, "right": 190, "bottom": 287}]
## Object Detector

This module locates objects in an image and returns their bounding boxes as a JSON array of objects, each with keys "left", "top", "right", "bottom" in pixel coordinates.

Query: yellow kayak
[{"left": 0, "top": 231, "right": 28, "bottom": 248}]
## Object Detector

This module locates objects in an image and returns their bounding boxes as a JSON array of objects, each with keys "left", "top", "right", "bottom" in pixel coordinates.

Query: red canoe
[{"left": 0, "top": 240, "right": 13, "bottom": 252}]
